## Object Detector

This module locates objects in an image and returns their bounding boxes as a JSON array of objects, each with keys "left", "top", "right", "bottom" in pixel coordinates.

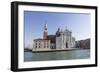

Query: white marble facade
[{"left": 56, "top": 28, "right": 75, "bottom": 49}]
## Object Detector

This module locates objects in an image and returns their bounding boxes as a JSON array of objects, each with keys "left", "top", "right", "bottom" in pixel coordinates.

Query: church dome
[{"left": 56, "top": 28, "right": 61, "bottom": 37}]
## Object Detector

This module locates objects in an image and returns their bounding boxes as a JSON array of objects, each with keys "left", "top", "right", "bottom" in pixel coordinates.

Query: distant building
[
  {"left": 75, "top": 39, "right": 90, "bottom": 49},
  {"left": 32, "top": 23, "right": 76, "bottom": 51}
]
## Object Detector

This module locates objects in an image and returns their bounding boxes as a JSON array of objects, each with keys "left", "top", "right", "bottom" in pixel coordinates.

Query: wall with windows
[{"left": 33, "top": 40, "right": 50, "bottom": 51}]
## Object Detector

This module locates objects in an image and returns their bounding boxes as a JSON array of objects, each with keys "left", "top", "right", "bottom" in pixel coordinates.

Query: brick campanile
[{"left": 43, "top": 24, "right": 48, "bottom": 39}]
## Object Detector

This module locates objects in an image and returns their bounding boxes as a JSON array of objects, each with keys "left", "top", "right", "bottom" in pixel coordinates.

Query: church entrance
[{"left": 66, "top": 42, "right": 68, "bottom": 48}]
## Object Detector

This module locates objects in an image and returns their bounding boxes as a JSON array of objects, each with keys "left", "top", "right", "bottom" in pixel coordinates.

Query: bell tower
[{"left": 43, "top": 23, "right": 48, "bottom": 39}]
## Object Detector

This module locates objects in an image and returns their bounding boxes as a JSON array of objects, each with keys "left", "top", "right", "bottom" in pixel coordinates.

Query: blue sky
[{"left": 24, "top": 11, "right": 90, "bottom": 48}]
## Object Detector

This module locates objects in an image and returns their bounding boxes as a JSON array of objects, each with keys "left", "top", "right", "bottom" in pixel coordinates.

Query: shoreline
[{"left": 30, "top": 48, "right": 89, "bottom": 53}]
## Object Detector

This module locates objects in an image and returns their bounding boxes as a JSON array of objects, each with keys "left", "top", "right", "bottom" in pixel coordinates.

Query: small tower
[{"left": 43, "top": 23, "right": 48, "bottom": 39}]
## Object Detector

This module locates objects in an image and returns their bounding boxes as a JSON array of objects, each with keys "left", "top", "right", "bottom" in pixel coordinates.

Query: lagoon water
[{"left": 24, "top": 49, "right": 90, "bottom": 62}]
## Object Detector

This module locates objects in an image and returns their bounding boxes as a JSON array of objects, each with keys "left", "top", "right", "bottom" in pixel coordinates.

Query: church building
[
  {"left": 32, "top": 23, "right": 76, "bottom": 51},
  {"left": 56, "top": 28, "right": 75, "bottom": 49}
]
